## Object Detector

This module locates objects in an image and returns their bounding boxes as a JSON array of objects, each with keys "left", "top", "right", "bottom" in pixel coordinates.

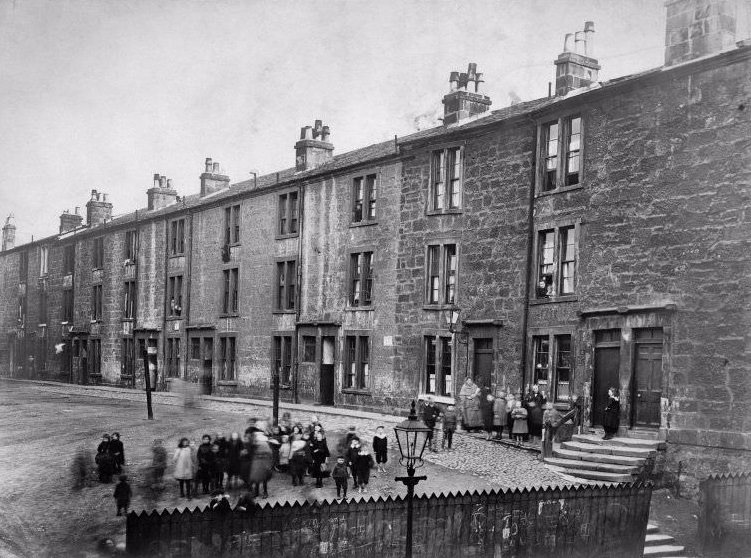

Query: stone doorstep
[
  {"left": 645, "top": 533, "right": 678, "bottom": 547},
  {"left": 561, "top": 441, "right": 656, "bottom": 458},
  {"left": 646, "top": 524, "right": 659, "bottom": 534},
  {"left": 544, "top": 464, "right": 634, "bottom": 483},
  {"left": 543, "top": 457, "right": 639, "bottom": 475},
  {"left": 573, "top": 433, "right": 666, "bottom": 451},
  {"left": 641, "top": 545, "right": 686, "bottom": 557},
  {"left": 553, "top": 447, "right": 645, "bottom": 467}
]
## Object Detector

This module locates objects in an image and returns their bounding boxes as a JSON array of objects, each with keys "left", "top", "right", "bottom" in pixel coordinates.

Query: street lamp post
[{"left": 394, "top": 400, "right": 432, "bottom": 558}]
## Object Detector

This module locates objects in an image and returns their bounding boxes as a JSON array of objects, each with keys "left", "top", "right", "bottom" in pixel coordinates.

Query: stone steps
[
  {"left": 642, "top": 524, "right": 689, "bottom": 558},
  {"left": 573, "top": 433, "right": 666, "bottom": 451},
  {"left": 561, "top": 440, "right": 655, "bottom": 458},
  {"left": 545, "top": 463, "right": 634, "bottom": 483},
  {"left": 553, "top": 447, "right": 645, "bottom": 467},
  {"left": 544, "top": 457, "right": 639, "bottom": 475},
  {"left": 642, "top": 545, "right": 687, "bottom": 557}
]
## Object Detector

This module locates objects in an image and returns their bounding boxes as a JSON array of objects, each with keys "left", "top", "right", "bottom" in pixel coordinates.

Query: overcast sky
[{"left": 0, "top": 0, "right": 666, "bottom": 243}]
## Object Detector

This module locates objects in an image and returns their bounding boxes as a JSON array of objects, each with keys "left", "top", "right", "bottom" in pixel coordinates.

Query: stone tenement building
[{"left": 1, "top": 0, "right": 750, "bottom": 488}]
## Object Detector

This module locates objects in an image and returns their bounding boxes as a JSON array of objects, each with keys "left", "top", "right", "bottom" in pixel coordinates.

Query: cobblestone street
[{"left": 0, "top": 380, "right": 564, "bottom": 557}]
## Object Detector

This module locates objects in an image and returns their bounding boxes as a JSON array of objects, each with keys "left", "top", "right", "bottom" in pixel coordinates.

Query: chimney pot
[
  {"left": 102, "top": 193, "right": 108, "bottom": 202},
  {"left": 213, "top": 162, "right": 220, "bottom": 172},
  {"left": 153, "top": 173, "right": 160, "bottom": 188},
  {"left": 584, "top": 21, "right": 595, "bottom": 56},
  {"left": 575, "top": 31, "right": 584, "bottom": 53},
  {"left": 91, "top": 189, "right": 98, "bottom": 200},
  {"left": 313, "top": 120, "right": 323, "bottom": 138},
  {"left": 75, "top": 207, "right": 80, "bottom": 215},
  {"left": 322, "top": 125, "right": 331, "bottom": 142},
  {"left": 205, "top": 158, "right": 213, "bottom": 172},
  {"left": 449, "top": 71, "right": 460, "bottom": 91},
  {"left": 159, "top": 175, "right": 166, "bottom": 188},
  {"left": 563, "top": 33, "right": 574, "bottom": 53},
  {"left": 303, "top": 126, "right": 313, "bottom": 140},
  {"left": 167, "top": 178, "right": 172, "bottom": 189}
]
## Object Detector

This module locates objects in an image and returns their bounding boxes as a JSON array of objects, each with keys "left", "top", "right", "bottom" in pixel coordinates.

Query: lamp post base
[{"left": 396, "top": 467, "right": 427, "bottom": 558}]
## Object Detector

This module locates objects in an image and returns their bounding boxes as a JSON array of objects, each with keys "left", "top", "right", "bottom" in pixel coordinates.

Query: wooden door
[
  {"left": 473, "top": 338, "right": 493, "bottom": 390},
  {"left": 320, "top": 336, "right": 335, "bottom": 405},
  {"left": 592, "top": 346, "right": 620, "bottom": 427},
  {"left": 634, "top": 329, "right": 663, "bottom": 427},
  {"left": 202, "top": 337, "right": 213, "bottom": 395}
]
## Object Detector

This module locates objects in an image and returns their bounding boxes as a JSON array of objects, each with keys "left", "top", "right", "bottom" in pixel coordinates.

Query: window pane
[
  {"left": 303, "top": 336, "right": 316, "bottom": 362},
  {"left": 555, "top": 335, "right": 572, "bottom": 402},
  {"left": 346, "top": 337, "right": 356, "bottom": 388},
  {"left": 534, "top": 336, "right": 550, "bottom": 387},
  {"left": 279, "top": 194, "right": 287, "bottom": 235},
  {"left": 441, "top": 337, "right": 452, "bottom": 396},
  {"left": 286, "top": 262, "right": 295, "bottom": 310},
  {"left": 277, "top": 262, "right": 285, "bottom": 309},
  {"left": 360, "top": 336, "right": 369, "bottom": 388},
  {"left": 282, "top": 337, "right": 292, "bottom": 384},
  {"left": 366, "top": 175, "right": 377, "bottom": 220},
  {"left": 537, "top": 231, "right": 555, "bottom": 298},
  {"left": 445, "top": 244, "right": 457, "bottom": 304},
  {"left": 560, "top": 227, "right": 576, "bottom": 295},
  {"left": 428, "top": 245, "right": 440, "bottom": 303},
  {"left": 232, "top": 205, "right": 240, "bottom": 244},
  {"left": 362, "top": 252, "right": 373, "bottom": 305},
  {"left": 448, "top": 147, "right": 461, "bottom": 209},
  {"left": 432, "top": 151, "right": 445, "bottom": 210},
  {"left": 289, "top": 192, "right": 298, "bottom": 234},
  {"left": 426, "top": 337, "right": 436, "bottom": 394},
  {"left": 566, "top": 117, "right": 581, "bottom": 186},
  {"left": 353, "top": 177, "right": 364, "bottom": 222}
]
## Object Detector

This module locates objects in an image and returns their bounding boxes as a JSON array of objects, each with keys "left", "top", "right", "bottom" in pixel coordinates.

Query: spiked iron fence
[
  {"left": 698, "top": 472, "right": 751, "bottom": 552},
  {"left": 127, "top": 482, "right": 652, "bottom": 557}
]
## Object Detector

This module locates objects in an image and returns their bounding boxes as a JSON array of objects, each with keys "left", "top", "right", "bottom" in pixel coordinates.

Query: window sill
[
  {"left": 90, "top": 319, "right": 102, "bottom": 324},
  {"left": 422, "top": 304, "right": 454, "bottom": 311},
  {"left": 349, "top": 220, "right": 378, "bottom": 228},
  {"left": 345, "top": 306, "right": 374, "bottom": 312},
  {"left": 535, "top": 185, "right": 584, "bottom": 198},
  {"left": 168, "top": 254, "right": 185, "bottom": 259},
  {"left": 426, "top": 208, "right": 463, "bottom": 217},
  {"left": 219, "top": 314, "right": 240, "bottom": 319},
  {"left": 217, "top": 380, "right": 238, "bottom": 386},
  {"left": 417, "top": 393, "right": 455, "bottom": 405},
  {"left": 529, "top": 296, "right": 578, "bottom": 306},
  {"left": 341, "top": 388, "right": 372, "bottom": 396},
  {"left": 272, "top": 309, "right": 296, "bottom": 315},
  {"left": 121, "top": 318, "right": 135, "bottom": 322},
  {"left": 275, "top": 233, "right": 299, "bottom": 241},
  {"left": 166, "top": 316, "right": 184, "bottom": 320}
]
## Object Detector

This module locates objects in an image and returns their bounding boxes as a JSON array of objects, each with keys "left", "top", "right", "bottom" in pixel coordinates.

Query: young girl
[
  {"left": 278, "top": 434, "right": 291, "bottom": 473},
  {"left": 372, "top": 426, "right": 388, "bottom": 473},
  {"left": 310, "top": 431, "right": 330, "bottom": 488},
  {"left": 173, "top": 438, "right": 193, "bottom": 499},
  {"left": 511, "top": 400, "right": 529, "bottom": 445}
]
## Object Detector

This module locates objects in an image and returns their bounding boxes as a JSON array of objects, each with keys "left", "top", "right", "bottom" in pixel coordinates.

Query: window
[
  {"left": 63, "top": 245, "right": 75, "bottom": 275},
  {"left": 92, "top": 285, "right": 103, "bottom": 321},
  {"left": 219, "top": 336, "right": 236, "bottom": 381},
  {"left": 37, "top": 333, "right": 47, "bottom": 371},
  {"left": 352, "top": 174, "right": 377, "bottom": 223},
  {"left": 93, "top": 237, "right": 104, "bottom": 269},
  {"left": 62, "top": 289, "right": 74, "bottom": 322},
  {"left": 426, "top": 243, "right": 457, "bottom": 305},
  {"left": 349, "top": 252, "right": 373, "bottom": 307},
  {"left": 90, "top": 339, "right": 101, "bottom": 376},
  {"left": 19, "top": 251, "right": 28, "bottom": 281},
  {"left": 532, "top": 333, "right": 573, "bottom": 402},
  {"left": 344, "top": 335, "right": 369, "bottom": 390},
  {"left": 224, "top": 205, "right": 241, "bottom": 245},
  {"left": 275, "top": 260, "right": 296, "bottom": 311},
  {"left": 122, "top": 338, "right": 136, "bottom": 379},
  {"left": 302, "top": 336, "right": 316, "bottom": 362},
  {"left": 273, "top": 335, "right": 293, "bottom": 385},
  {"left": 430, "top": 146, "right": 462, "bottom": 211},
  {"left": 123, "top": 281, "right": 136, "bottom": 319},
  {"left": 540, "top": 115, "right": 582, "bottom": 192},
  {"left": 168, "top": 275, "right": 183, "bottom": 317},
  {"left": 170, "top": 219, "right": 185, "bottom": 255},
  {"left": 424, "top": 336, "right": 453, "bottom": 396},
  {"left": 39, "top": 289, "right": 47, "bottom": 324},
  {"left": 535, "top": 225, "right": 577, "bottom": 299},
  {"left": 17, "top": 292, "right": 25, "bottom": 326},
  {"left": 39, "top": 246, "right": 48, "bottom": 276},
  {"left": 278, "top": 191, "right": 299, "bottom": 236},
  {"left": 166, "top": 338, "right": 181, "bottom": 378},
  {"left": 125, "top": 230, "right": 138, "bottom": 262},
  {"left": 190, "top": 337, "right": 201, "bottom": 360},
  {"left": 222, "top": 268, "right": 239, "bottom": 314}
]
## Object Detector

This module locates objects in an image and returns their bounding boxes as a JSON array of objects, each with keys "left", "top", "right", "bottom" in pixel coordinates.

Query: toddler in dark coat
[
  {"left": 331, "top": 456, "right": 349, "bottom": 499},
  {"left": 114, "top": 474, "right": 132, "bottom": 516},
  {"left": 354, "top": 446, "right": 375, "bottom": 494}
]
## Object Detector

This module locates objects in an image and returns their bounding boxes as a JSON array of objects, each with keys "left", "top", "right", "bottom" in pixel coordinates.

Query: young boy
[
  {"left": 346, "top": 438, "right": 361, "bottom": 490},
  {"left": 113, "top": 474, "right": 132, "bottom": 516},
  {"left": 354, "top": 445, "right": 375, "bottom": 494},
  {"left": 331, "top": 456, "right": 349, "bottom": 500},
  {"left": 442, "top": 405, "right": 458, "bottom": 450},
  {"left": 372, "top": 426, "right": 388, "bottom": 473}
]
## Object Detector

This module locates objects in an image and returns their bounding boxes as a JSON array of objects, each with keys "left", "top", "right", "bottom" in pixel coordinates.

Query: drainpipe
[
  {"left": 293, "top": 182, "right": 305, "bottom": 404},
  {"left": 183, "top": 206, "right": 194, "bottom": 381},
  {"left": 131, "top": 211, "right": 140, "bottom": 389},
  {"left": 519, "top": 116, "right": 538, "bottom": 396}
]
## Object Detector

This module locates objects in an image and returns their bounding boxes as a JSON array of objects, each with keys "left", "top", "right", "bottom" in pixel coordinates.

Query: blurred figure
[
  {"left": 151, "top": 439, "right": 167, "bottom": 489},
  {"left": 71, "top": 446, "right": 92, "bottom": 490},
  {"left": 113, "top": 474, "right": 132, "bottom": 516},
  {"left": 173, "top": 437, "right": 193, "bottom": 499},
  {"left": 289, "top": 432, "right": 308, "bottom": 486},
  {"left": 278, "top": 412, "right": 292, "bottom": 435},
  {"left": 277, "top": 434, "right": 291, "bottom": 473},
  {"left": 96, "top": 434, "right": 116, "bottom": 483},
  {"left": 196, "top": 435, "right": 215, "bottom": 494},
  {"left": 346, "top": 438, "right": 361, "bottom": 490},
  {"left": 442, "top": 405, "right": 458, "bottom": 450},
  {"left": 212, "top": 434, "right": 228, "bottom": 490},
  {"left": 248, "top": 431, "right": 273, "bottom": 498},
  {"left": 310, "top": 431, "right": 330, "bottom": 488},
  {"left": 110, "top": 432, "right": 125, "bottom": 474},
  {"left": 226, "top": 432, "right": 243, "bottom": 489},
  {"left": 354, "top": 444, "right": 375, "bottom": 494}
]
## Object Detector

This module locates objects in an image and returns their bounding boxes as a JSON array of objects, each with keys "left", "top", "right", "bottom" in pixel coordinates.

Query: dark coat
[
  {"left": 442, "top": 410, "right": 458, "bottom": 431},
  {"left": 481, "top": 396, "right": 495, "bottom": 430},
  {"left": 197, "top": 443, "right": 215, "bottom": 475},
  {"left": 310, "top": 438, "right": 330, "bottom": 464},
  {"left": 354, "top": 453, "right": 374, "bottom": 482},
  {"left": 249, "top": 441, "right": 273, "bottom": 483},
  {"left": 97, "top": 440, "right": 111, "bottom": 455},
  {"left": 372, "top": 435, "right": 388, "bottom": 455},
  {"left": 109, "top": 439, "right": 125, "bottom": 465},
  {"left": 331, "top": 463, "right": 349, "bottom": 480},
  {"left": 603, "top": 398, "right": 621, "bottom": 434},
  {"left": 422, "top": 404, "right": 441, "bottom": 428},
  {"left": 227, "top": 438, "right": 243, "bottom": 476},
  {"left": 239, "top": 441, "right": 253, "bottom": 481},
  {"left": 152, "top": 445, "right": 167, "bottom": 470},
  {"left": 113, "top": 481, "right": 132, "bottom": 502}
]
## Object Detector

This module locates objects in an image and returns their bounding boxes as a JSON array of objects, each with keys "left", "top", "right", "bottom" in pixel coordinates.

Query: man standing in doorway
[{"left": 422, "top": 396, "right": 441, "bottom": 452}]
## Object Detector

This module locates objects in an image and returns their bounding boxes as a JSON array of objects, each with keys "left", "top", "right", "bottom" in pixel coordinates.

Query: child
[
  {"left": 331, "top": 456, "right": 349, "bottom": 500},
  {"left": 346, "top": 438, "right": 361, "bottom": 490},
  {"left": 354, "top": 445, "right": 375, "bottom": 494},
  {"left": 372, "top": 426, "right": 388, "bottom": 473},
  {"left": 511, "top": 400, "right": 529, "bottom": 445},
  {"left": 113, "top": 474, "right": 132, "bottom": 516},
  {"left": 442, "top": 405, "right": 458, "bottom": 450},
  {"left": 278, "top": 434, "right": 291, "bottom": 473}
]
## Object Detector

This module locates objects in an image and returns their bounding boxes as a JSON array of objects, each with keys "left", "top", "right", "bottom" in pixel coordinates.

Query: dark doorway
[
  {"left": 472, "top": 338, "right": 493, "bottom": 390},
  {"left": 633, "top": 328, "right": 663, "bottom": 427},
  {"left": 592, "top": 329, "right": 620, "bottom": 427},
  {"left": 202, "top": 337, "right": 213, "bottom": 395},
  {"left": 320, "top": 336, "right": 335, "bottom": 405},
  {"left": 80, "top": 339, "right": 89, "bottom": 385}
]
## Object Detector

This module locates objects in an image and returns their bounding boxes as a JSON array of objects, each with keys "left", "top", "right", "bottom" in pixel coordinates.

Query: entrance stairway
[
  {"left": 543, "top": 433, "right": 665, "bottom": 483},
  {"left": 643, "top": 524, "right": 689, "bottom": 557}
]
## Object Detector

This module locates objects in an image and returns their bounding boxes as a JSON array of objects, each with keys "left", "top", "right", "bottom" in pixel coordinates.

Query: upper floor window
[
  {"left": 123, "top": 280, "right": 137, "bottom": 319},
  {"left": 167, "top": 275, "right": 183, "bottom": 317},
  {"left": 63, "top": 245, "right": 75, "bottom": 275},
  {"left": 430, "top": 146, "right": 462, "bottom": 211},
  {"left": 540, "top": 115, "right": 582, "bottom": 192},
  {"left": 426, "top": 243, "right": 457, "bottom": 305},
  {"left": 222, "top": 268, "right": 239, "bottom": 315},
  {"left": 275, "top": 259, "right": 296, "bottom": 311},
  {"left": 62, "top": 289, "right": 74, "bottom": 322},
  {"left": 352, "top": 174, "right": 377, "bottom": 223},
  {"left": 170, "top": 219, "right": 185, "bottom": 256},
  {"left": 536, "top": 225, "right": 577, "bottom": 299},
  {"left": 18, "top": 251, "right": 28, "bottom": 282},
  {"left": 224, "top": 205, "right": 241, "bottom": 246},
  {"left": 278, "top": 191, "right": 299, "bottom": 236},
  {"left": 124, "top": 230, "right": 138, "bottom": 262},
  {"left": 39, "top": 246, "right": 49, "bottom": 276},
  {"left": 92, "top": 284, "right": 103, "bottom": 321},
  {"left": 349, "top": 251, "right": 373, "bottom": 307},
  {"left": 344, "top": 335, "right": 369, "bottom": 390},
  {"left": 39, "top": 288, "right": 47, "bottom": 323},
  {"left": 93, "top": 237, "right": 104, "bottom": 269}
]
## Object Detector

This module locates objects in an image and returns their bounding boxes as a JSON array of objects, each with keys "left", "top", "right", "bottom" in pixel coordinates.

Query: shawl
[{"left": 459, "top": 380, "right": 479, "bottom": 398}]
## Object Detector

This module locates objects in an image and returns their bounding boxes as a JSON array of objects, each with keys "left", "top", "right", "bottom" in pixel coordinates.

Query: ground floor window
[
  {"left": 90, "top": 339, "right": 101, "bottom": 377},
  {"left": 166, "top": 338, "right": 181, "bottom": 378},
  {"left": 532, "top": 332, "right": 572, "bottom": 402},
  {"left": 273, "top": 335, "right": 293, "bottom": 385},
  {"left": 122, "top": 338, "right": 135, "bottom": 379},
  {"left": 344, "top": 335, "right": 369, "bottom": 389},
  {"left": 425, "top": 336, "right": 452, "bottom": 396},
  {"left": 219, "top": 336, "right": 236, "bottom": 381}
]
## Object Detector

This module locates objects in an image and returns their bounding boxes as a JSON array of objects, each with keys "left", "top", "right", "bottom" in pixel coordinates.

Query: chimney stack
[
  {"left": 200, "top": 157, "right": 230, "bottom": 197},
  {"left": 554, "top": 22, "right": 600, "bottom": 96},
  {"left": 295, "top": 120, "right": 334, "bottom": 171},
  {"left": 59, "top": 208, "right": 84, "bottom": 233},
  {"left": 441, "top": 63, "right": 492, "bottom": 125},
  {"left": 86, "top": 188, "right": 113, "bottom": 227},
  {"left": 147, "top": 172, "right": 178, "bottom": 210},
  {"left": 664, "top": 0, "right": 743, "bottom": 66},
  {"left": 2, "top": 215, "right": 16, "bottom": 251}
]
